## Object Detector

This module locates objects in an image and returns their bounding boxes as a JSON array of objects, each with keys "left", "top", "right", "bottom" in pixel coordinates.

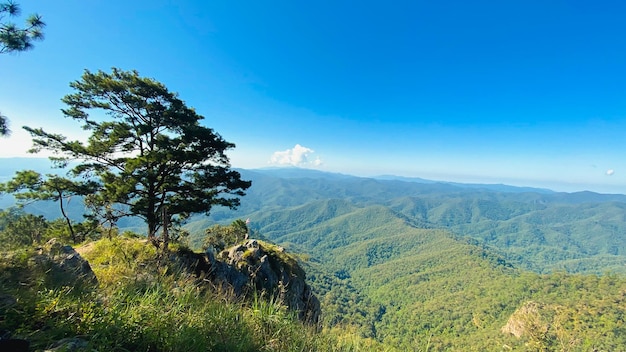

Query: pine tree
[{"left": 25, "top": 68, "right": 251, "bottom": 248}]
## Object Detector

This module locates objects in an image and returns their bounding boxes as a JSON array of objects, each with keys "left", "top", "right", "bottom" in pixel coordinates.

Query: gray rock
[
  {"left": 176, "top": 239, "right": 321, "bottom": 325},
  {"left": 246, "top": 239, "right": 259, "bottom": 249},
  {"left": 216, "top": 240, "right": 320, "bottom": 324},
  {"left": 30, "top": 239, "right": 98, "bottom": 288}
]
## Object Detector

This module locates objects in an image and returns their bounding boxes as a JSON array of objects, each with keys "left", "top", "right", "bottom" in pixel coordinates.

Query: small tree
[
  {"left": 203, "top": 219, "right": 249, "bottom": 252},
  {"left": 83, "top": 193, "right": 128, "bottom": 239},
  {"left": 0, "top": 208, "right": 49, "bottom": 248},
  {"left": 25, "top": 68, "right": 251, "bottom": 249},
  {"left": 0, "top": 170, "right": 99, "bottom": 243}
]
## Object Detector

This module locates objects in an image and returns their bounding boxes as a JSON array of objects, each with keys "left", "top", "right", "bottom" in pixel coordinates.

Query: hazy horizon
[
  {"left": 0, "top": 156, "right": 623, "bottom": 195},
  {"left": 1, "top": 1, "right": 625, "bottom": 195}
]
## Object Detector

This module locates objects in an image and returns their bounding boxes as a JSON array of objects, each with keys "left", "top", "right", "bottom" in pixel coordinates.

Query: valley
[{"left": 3, "top": 163, "right": 626, "bottom": 350}]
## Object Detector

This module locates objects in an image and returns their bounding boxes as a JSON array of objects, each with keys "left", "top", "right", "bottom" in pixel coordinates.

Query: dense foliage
[
  {"left": 182, "top": 169, "right": 626, "bottom": 350},
  {"left": 3, "top": 165, "right": 626, "bottom": 350},
  {"left": 194, "top": 169, "right": 626, "bottom": 274},
  {"left": 0, "top": 0, "right": 44, "bottom": 54},
  {"left": 18, "top": 68, "right": 250, "bottom": 248}
]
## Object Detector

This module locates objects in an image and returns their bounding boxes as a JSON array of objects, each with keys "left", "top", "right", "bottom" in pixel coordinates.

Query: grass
[{"left": 0, "top": 238, "right": 393, "bottom": 351}]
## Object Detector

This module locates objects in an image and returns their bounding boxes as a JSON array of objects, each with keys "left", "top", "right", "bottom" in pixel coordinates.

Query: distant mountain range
[
  {"left": 373, "top": 174, "right": 556, "bottom": 194},
  {"left": 190, "top": 167, "right": 626, "bottom": 349}
]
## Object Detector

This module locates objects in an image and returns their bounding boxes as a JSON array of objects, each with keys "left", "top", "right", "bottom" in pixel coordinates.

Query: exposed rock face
[
  {"left": 501, "top": 301, "right": 547, "bottom": 338},
  {"left": 178, "top": 239, "right": 321, "bottom": 325},
  {"left": 0, "top": 241, "right": 96, "bottom": 351},
  {"left": 31, "top": 239, "right": 98, "bottom": 288}
]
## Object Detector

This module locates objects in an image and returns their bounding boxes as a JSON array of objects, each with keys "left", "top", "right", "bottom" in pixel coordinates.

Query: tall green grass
[{"left": 0, "top": 238, "right": 392, "bottom": 351}]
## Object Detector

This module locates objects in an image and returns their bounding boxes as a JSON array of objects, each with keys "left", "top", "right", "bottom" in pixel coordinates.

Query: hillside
[
  {"left": 3, "top": 163, "right": 626, "bottom": 349},
  {"left": 189, "top": 197, "right": 626, "bottom": 349},
  {"left": 0, "top": 237, "right": 394, "bottom": 351},
  {"left": 184, "top": 167, "right": 626, "bottom": 275},
  {"left": 183, "top": 168, "right": 626, "bottom": 349},
  {"left": 5, "top": 161, "right": 626, "bottom": 270}
]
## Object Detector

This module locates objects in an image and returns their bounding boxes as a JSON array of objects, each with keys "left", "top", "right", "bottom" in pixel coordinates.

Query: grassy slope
[{"left": 0, "top": 238, "right": 394, "bottom": 351}]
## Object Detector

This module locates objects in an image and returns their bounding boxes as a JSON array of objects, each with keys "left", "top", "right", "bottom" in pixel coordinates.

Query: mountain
[
  {"left": 190, "top": 191, "right": 626, "bottom": 349},
  {"left": 374, "top": 174, "right": 555, "bottom": 194},
  {"left": 0, "top": 158, "right": 57, "bottom": 181},
  {"left": 183, "top": 167, "right": 626, "bottom": 274},
  {"left": 189, "top": 168, "right": 626, "bottom": 349},
  {"left": 2, "top": 161, "right": 626, "bottom": 274},
  {"left": 3, "top": 161, "right": 626, "bottom": 349},
  {"left": 248, "top": 167, "right": 358, "bottom": 180}
]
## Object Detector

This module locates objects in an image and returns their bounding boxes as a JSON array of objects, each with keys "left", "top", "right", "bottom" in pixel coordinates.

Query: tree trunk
[
  {"left": 147, "top": 217, "right": 159, "bottom": 248},
  {"left": 146, "top": 180, "right": 159, "bottom": 248},
  {"left": 162, "top": 206, "right": 169, "bottom": 251},
  {"left": 58, "top": 192, "right": 76, "bottom": 243}
]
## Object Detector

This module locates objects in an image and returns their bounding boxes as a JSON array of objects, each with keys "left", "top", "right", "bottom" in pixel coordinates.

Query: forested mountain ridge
[
  {"left": 3, "top": 162, "right": 626, "bottom": 349},
  {"left": 190, "top": 180, "right": 626, "bottom": 349},
  {"left": 195, "top": 168, "right": 626, "bottom": 349},
  {"left": 186, "top": 167, "right": 626, "bottom": 275},
  {"left": 3, "top": 162, "right": 626, "bottom": 273}
]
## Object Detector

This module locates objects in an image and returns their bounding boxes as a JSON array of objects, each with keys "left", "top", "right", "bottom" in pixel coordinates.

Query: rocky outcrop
[
  {"left": 502, "top": 301, "right": 552, "bottom": 339},
  {"left": 31, "top": 239, "right": 98, "bottom": 288},
  {"left": 0, "top": 241, "right": 95, "bottom": 352},
  {"left": 177, "top": 239, "right": 321, "bottom": 325}
]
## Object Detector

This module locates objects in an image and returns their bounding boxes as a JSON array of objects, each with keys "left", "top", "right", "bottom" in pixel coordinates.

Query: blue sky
[{"left": 1, "top": 0, "right": 626, "bottom": 193}]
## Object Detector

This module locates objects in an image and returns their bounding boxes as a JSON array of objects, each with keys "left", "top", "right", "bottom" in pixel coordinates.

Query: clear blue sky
[{"left": 1, "top": 0, "right": 626, "bottom": 193}]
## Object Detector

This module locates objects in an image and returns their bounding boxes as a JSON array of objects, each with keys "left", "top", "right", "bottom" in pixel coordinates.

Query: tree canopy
[
  {"left": 203, "top": 219, "right": 249, "bottom": 252},
  {"left": 0, "top": 170, "right": 98, "bottom": 243},
  {"left": 0, "top": 1, "right": 45, "bottom": 54},
  {"left": 25, "top": 68, "right": 251, "bottom": 247}
]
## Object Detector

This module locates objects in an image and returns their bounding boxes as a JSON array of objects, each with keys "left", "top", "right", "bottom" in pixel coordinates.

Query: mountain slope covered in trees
[
  {"left": 3, "top": 163, "right": 626, "bottom": 349},
  {"left": 184, "top": 168, "right": 626, "bottom": 349},
  {"left": 186, "top": 168, "right": 626, "bottom": 275}
]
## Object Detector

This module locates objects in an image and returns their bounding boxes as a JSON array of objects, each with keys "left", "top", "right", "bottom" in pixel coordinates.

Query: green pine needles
[{"left": 20, "top": 68, "right": 251, "bottom": 249}]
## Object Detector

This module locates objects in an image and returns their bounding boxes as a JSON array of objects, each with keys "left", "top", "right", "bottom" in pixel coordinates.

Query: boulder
[
  {"left": 31, "top": 239, "right": 98, "bottom": 288},
  {"left": 501, "top": 301, "right": 547, "bottom": 338},
  {"left": 218, "top": 239, "right": 321, "bottom": 324},
  {"left": 177, "top": 239, "right": 321, "bottom": 325}
]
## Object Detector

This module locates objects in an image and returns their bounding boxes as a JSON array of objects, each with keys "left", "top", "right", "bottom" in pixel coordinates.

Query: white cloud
[
  {"left": 606, "top": 169, "right": 615, "bottom": 176},
  {"left": 269, "top": 144, "right": 323, "bottom": 167}
]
